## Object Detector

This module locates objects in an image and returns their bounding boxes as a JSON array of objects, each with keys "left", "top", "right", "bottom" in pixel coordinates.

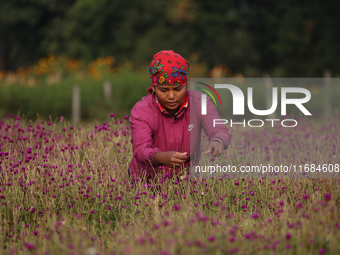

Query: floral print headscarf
[{"left": 148, "top": 50, "right": 190, "bottom": 89}]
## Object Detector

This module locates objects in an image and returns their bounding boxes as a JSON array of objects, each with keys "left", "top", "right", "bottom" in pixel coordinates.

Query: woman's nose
[{"left": 168, "top": 91, "right": 175, "bottom": 99}]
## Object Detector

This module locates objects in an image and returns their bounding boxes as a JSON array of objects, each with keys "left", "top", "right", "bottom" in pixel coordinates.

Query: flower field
[{"left": 0, "top": 114, "right": 340, "bottom": 254}]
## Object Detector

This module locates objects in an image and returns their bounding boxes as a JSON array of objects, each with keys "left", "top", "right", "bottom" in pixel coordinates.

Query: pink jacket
[{"left": 128, "top": 90, "right": 231, "bottom": 179}]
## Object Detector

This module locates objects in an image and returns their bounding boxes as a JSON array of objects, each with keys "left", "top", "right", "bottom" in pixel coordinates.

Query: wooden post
[
  {"left": 103, "top": 81, "right": 112, "bottom": 100},
  {"left": 324, "top": 70, "right": 332, "bottom": 118},
  {"left": 263, "top": 73, "right": 276, "bottom": 119},
  {"left": 72, "top": 85, "right": 80, "bottom": 126}
]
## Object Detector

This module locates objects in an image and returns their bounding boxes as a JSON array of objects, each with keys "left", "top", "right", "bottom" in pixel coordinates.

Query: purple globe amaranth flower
[
  {"left": 55, "top": 221, "right": 62, "bottom": 229},
  {"left": 174, "top": 204, "right": 181, "bottom": 211},
  {"left": 286, "top": 232, "right": 292, "bottom": 240},
  {"left": 235, "top": 181, "right": 239, "bottom": 186},
  {"left": 208, "top": 235, "right": 216, "bottom": 242},
  {"left": 33, "top": 230, "right": 38, "bottom": 236},
  {"left": 24, "top": 242, "right": 35, "bottom": 250},
  {"left": 125, "top": 115, "right": 129, "bottom": 119},
  {"left": 324, "top": 193, "right": 331, "bottom": 202},
  {"left": 90, "top": 210, "right": 94, "bottom": 214},
  {"left": 319, "top": 248, "right": 325, "bottom": 254},
  {"left": 110, "top": 113, "right": 114, "bottom": 117}
]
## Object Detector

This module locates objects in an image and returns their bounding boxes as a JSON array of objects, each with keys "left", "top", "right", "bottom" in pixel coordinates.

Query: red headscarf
[{"left": 148, "top": 50, "right": 189, "bottom": 94}]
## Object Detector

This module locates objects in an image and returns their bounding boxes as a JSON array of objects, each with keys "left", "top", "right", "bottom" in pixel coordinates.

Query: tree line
[{"left": 1, "top": 0, "right": 339, "bottom": 77}]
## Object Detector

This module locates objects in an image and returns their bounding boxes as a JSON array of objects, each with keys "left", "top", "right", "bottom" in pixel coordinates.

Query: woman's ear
[{"left": 152, "top": 86, "right": 156, "bottom": 95}]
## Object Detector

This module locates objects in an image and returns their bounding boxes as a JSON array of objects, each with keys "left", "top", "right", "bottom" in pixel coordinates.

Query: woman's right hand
[{"left": 154, "top": 151, "right": 188, "bottom": 168}]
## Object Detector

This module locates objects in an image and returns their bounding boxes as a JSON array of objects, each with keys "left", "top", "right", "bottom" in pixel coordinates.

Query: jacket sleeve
[
  {"left": 200, "top": 95, "right": 231, "bottom": 149},
  {"left": 129, "top": 105, "right": 161, "bottom": 166}
]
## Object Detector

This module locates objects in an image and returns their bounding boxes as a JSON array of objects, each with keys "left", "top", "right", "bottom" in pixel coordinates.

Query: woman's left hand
[{"left": 204, "top": 141, "right": 223, "bottom": 157}]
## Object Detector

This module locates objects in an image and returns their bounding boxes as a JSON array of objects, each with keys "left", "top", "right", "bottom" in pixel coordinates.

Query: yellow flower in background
[
  {"left": 0, "top": 54, "right": 120, "bottom": 85},
  {"left": 105, "top": 56, "right": 115, "bottom": 65},
  {"left": 0, "top": 70, "right": 5, "bottom": 82},
  {"left": 159, "top": 76, "right": 165, "bottom": 84}
]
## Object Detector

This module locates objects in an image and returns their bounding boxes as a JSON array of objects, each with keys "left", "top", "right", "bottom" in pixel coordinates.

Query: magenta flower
[
  {"left": 251, "top": 213, "right": 260, "bottom": 219},
  {"left": 24, "top": 242, "right": 35, "bottom": 250},
  {"left": 90, "top": 210, "right": 94, "bottom": 214},
  {"left": 319, "top": 248, "right": 325, "bottom": 254},
  {"left": 324, "top": 193, "right": 331, "bottom": 202},
  {"left": 110, "top": 113, "right": 114, "bottom": 117},
  {"left": 208, "top": 235, "right": 216, "bottom": 242},
  {"left": 286, "top": 232, "right": 292, "bottom": 240},
  {"left": 174, "top": 204, "right": 181, "bottom": 211}
]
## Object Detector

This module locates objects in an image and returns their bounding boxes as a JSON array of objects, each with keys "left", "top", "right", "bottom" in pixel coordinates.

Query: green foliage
[
  {"left": 1, "top": 0, "right": 340, "bottom": 76},
  {"left": 0, "top": 72, "right": 150, "bottom": 121}
]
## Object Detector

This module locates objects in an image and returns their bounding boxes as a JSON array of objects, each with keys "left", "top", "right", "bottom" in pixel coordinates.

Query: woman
[{"left": 128, "top": 50, "right": 231, "bottom": 181}]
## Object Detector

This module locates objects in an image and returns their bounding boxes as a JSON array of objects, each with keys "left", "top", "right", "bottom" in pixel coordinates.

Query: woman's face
[{"left": 152, "top": 85, "right": 188, "bottom": 114}]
